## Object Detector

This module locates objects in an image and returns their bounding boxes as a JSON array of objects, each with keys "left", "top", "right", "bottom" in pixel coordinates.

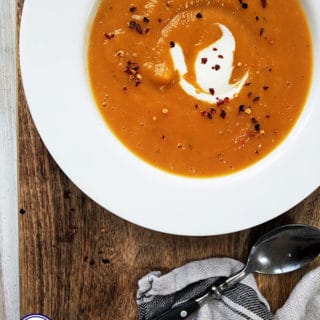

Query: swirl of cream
[{"left": 170, "top": 23, "right": 248, "bottom": 103}]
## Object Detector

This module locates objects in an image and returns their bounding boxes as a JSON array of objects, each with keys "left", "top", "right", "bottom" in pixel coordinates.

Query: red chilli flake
[
  {"left": 239, "top": 0, "right": 248, "bottom": 9},
  {"left": 130, "top": 6, "right": 137, "bottom": 12},
  {"left": 268, "top": 38, "right": 275, "bottom": 45},
  {"left": 104, "top": 32, "right": 115, "bottom": 40},
  {"left": 260, "top": 0, "right": 267, "bottom": 8},
  {"left": 216, "top": 99, "right": 224, "bottom": 106},
  {"left": 170, "top": 41, "right": 175, "bottom": 48},
  {"left": 209, "top": 88, "right": 215, "bottom": 96},
  {"left": 253, "top": 96, "right": 260, "bottom": 103},
  {"left": 124, "top": 61, "right": 142, "bottom": 86},
  {"left": 239, "top": 105, "right": 245, "bottom": 112},
  {"left": 254, "top": 123, "right": 261, "bottom": 132},
  {"left": 218, "top": 55, "right": 224, "bottom": 59},
  {"left": 213, "top": 47, "right": 218, "bottom": 51},
  {"left": 135, "top": 24, "right": 143, "bottom": 34},
  {"left": 201, "top": 58, "right": 208, "bottom": 64},
  {"left": 143, "top": 17, "right": 150, "bottom": 23},
  {"left": 248, "top": 92, "right": 252, "bottom": 98},
  {"left": 200, "top": 110, "right": 208, "bottom": 117},
  {"left": 129, "top": 21, "right": 136, "bottom": 29},
  {"left": 220, "top": 110, "right": 226, "bottom": 119},
  {"left": 259, "top": 28, "right": 264, "bottom": 37},
  {"left": 196, "top": 12, "right": 203, "bottom": 19},
  {"left": 125, "top": 61, "right": 139, "bottom": 73}
]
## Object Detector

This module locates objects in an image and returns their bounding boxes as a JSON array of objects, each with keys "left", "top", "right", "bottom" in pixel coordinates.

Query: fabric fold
[{"left": 137, "top": 258, "right": 320, "bottom": 320}]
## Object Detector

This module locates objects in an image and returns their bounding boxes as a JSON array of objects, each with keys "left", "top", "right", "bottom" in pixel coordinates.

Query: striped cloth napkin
[{"left": 137, "top": 258, "right": 320, "bottom": 320}]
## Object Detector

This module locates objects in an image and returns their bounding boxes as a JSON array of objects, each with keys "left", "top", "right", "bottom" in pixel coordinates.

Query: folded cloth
[{"left": 136, "top": 258, "right": 320, "bottom": 320}]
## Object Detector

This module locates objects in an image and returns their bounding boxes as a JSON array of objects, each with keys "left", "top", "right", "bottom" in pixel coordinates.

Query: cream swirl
[{"left": 170, "top": 23, "right": 248, "bottom": 103}]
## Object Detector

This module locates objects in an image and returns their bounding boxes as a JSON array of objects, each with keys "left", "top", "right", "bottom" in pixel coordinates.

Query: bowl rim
[{"left": 19, "top": 0, "right": 320, "bottom": 236}]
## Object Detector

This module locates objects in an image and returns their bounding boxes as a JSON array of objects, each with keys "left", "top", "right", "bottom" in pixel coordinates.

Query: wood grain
[
  {"left": 1, "top": 0, "right": 19, "bottom": 319},
  {"left": 0, "top": 263, "right": 5, "bottom": 320},
  {"left": 18, "top": 1, "right": 320, "bottom": 319}
]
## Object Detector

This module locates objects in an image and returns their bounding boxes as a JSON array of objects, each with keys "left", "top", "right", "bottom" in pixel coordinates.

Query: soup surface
[{"left": 88, "top": 0, "right": 312, "bottom": 177}]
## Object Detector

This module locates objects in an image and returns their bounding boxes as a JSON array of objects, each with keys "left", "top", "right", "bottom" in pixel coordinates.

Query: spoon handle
[
  {"left": 218, "top": 268, "right": 247, "bottom": 292},
  {"left": 151, "top": 269, "right": 248, "bottom": 320}
]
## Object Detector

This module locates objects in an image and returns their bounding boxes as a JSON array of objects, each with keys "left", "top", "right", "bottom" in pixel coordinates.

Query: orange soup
[{"left": 88, "top": 0, "right": 312, "bottom": 177}]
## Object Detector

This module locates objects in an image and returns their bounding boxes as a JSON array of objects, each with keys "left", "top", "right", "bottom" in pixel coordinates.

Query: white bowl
[{"left": 20, "top": 0, "right": 320, "bottom": 235}]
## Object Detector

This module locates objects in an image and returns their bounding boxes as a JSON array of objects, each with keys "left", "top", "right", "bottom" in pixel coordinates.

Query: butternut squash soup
[{"left": 88, "top": 0, "right": 312, "bottom": 177}]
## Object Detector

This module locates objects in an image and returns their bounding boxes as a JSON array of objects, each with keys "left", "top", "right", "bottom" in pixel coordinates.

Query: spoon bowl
[
  {"left": 153, "top": 224, "right": 320, "bottom": 320},
  {"left": 247, "top": 224, "right": 320, "bottom": 275}
]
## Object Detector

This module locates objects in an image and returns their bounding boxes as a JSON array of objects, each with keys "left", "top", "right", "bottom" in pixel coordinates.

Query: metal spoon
[{"left": 152, "top": 224, "right": 320, "bottom": 320}]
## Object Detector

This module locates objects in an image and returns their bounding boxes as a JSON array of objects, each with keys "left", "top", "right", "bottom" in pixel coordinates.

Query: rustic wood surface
[
  {"left": 17, "top": 1, "right": 320, "bottom": 319},
  {"left": 1, "top": 0, "right": 19, "bottom": 319}
]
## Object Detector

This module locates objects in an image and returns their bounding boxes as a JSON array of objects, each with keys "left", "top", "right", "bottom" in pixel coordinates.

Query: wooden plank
[
  {"left": 17, "top": 1, "right": 320, "bottom": 319},
  {"left": 0, "top": 0, "right": 19, "bottom": 319}
]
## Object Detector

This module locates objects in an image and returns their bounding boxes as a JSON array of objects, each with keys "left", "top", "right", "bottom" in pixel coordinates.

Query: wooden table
[
  {"left": 17, "top": 1, "right": 320, "bottom": 319},
  {"left": 0, "top": 0, "right": 19, "bottom": 319}
]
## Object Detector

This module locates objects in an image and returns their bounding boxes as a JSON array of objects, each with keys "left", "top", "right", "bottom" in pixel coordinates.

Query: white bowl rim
[{"left": 19, "top": 0, "right": 320, "bottom": 236}]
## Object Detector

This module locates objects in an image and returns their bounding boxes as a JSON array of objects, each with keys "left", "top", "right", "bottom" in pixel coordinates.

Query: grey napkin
[{"left": 137, "top": 258, "right": 320, "bottom": 320}]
